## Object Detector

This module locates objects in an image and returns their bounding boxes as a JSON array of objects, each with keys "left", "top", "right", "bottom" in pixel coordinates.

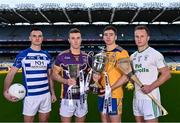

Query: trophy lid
[
  {"left": 92, "top": 52, "right": 106, "bottom": 73},
  {"left": 94, "top": 52, "right": 106, "bottom": 63}
]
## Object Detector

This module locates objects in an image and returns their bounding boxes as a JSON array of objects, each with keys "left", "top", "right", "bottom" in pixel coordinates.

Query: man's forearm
[
  {"left": 151, "top": 69, "right": 171, "bottom": 90},
  {"left": 4, "top": 70, "right": 16, "bottom": 92},
  {"left": 49, "top": 79, "right": 55, "bottom": 95},
  {"left": 52, "top": 72, "right": 67, "bottom": 84},
  {"left": 111, "top": 75, "right": 128, "bottom": 91}
]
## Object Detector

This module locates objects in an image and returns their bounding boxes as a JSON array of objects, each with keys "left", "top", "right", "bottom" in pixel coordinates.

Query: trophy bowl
[
  {"left": 92, "top": 52, "right": 106, "bottom": 73},
  {"left": 68, "top": 64, "right": 80, "bottom": 95},
  {"left": 89, "top": 52, "right": 106, "bottom": 94},
  {"left": 68, "top": 64, "right": 79, "bottom": 78}
]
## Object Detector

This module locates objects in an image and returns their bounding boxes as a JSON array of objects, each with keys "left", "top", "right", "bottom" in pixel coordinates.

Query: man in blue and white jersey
[{"left": 3, "top": 27, "right": 57, "bottom": 122}]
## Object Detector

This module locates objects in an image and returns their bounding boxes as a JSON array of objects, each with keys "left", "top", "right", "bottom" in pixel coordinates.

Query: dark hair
[
  {"left": 30, "top": 27, "right": 43, "bottom": 36},
  {"left": 135, "top": 25, "right": 150, "bottom": 36},
  {"left": 103, "top": 25, "right": 117, "bottom": 35},
  {"left": 31, "top": 27, "right": 42, "bottom": 32},
  {"left": 68, "top": 28, "right": 81, "bottom": 37}
]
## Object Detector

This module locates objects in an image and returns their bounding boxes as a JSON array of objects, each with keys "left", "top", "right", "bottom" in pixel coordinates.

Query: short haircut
[
  {"left": 135, "top": 25, "right": 150, "bottom": 36},
  {"left": 31, "top": 27, "right": 42, "bottom": 32},
  {"left": 68, "top": 28, "right": 81, "bottom": 38},
  {"left": 30, "top": 27, "right": 42, "bottom": 35},
  {"left": 103, "top": 25, "right": 117, "bottom": 35}
]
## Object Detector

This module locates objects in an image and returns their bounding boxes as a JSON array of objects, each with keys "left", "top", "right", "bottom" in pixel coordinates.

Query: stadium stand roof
[{"left": 0, "top": 1, "right": 180, "bottom": 25}]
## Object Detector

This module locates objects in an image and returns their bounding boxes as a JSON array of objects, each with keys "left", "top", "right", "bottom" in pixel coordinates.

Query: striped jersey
[{"left": 13, "top": 48, "right": 52, "bottom": 96}]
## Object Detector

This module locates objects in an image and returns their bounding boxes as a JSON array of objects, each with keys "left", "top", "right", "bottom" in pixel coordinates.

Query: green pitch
[{"left": 0, "top": 73, "right": 179, "bottom": 122}]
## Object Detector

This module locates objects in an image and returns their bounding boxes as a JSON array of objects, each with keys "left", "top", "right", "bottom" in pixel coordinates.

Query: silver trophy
[
  {"left": 68, "top": 64, "right": 80, "bottom": 95},
  {"left": 92, "top": 52, "right": 106, "bottom": 73},
  {"left": 88, "top": 51, "right": 107, "bottom": 94}
]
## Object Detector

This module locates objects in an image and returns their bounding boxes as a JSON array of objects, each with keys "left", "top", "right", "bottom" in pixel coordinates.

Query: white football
[{"left": 8, "top": 83, "right": 26, "bottom": 100}]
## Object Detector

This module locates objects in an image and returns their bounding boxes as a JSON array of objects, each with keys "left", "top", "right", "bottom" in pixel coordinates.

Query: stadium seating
[
  {"left": 0, "top": 25, "right": 179, "bottom": 64},
  {"left": 0, "top": 25, "right": 180, "bottom": 41}
]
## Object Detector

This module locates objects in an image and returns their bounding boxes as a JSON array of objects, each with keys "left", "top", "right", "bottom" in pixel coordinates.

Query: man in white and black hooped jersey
[
  {"left": 3, "top": 27, "right": 57, "bottom": 122},
  {"left": 131, "top": 25, "right": 171, "bottom": 123}
]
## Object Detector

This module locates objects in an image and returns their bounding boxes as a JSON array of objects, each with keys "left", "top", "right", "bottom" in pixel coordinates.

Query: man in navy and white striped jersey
[{"left": 3, "top": 27, "right": 57, "bottom": 122}]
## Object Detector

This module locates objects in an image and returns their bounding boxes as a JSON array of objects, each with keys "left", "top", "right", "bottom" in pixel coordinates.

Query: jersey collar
[{"left": 138, "top": 46, "right": 149, "bottom": 53}]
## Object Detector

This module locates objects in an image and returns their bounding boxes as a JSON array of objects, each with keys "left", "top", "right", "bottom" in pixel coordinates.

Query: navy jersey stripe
[
  {"left": 27, "top": 83, "right": 49, "bottom": 89},
  {"left": 26, "top": 77, "right": 48, "bottom": 82},
  {"left": 28, "top": 89, "right": 49, "bottom": 96},
  {"left": 26, "top": 70, "right": 47, "bottom": 74}
]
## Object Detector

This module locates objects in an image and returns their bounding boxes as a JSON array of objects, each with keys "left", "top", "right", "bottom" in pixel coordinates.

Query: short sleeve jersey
[
  {"left": 99, "top": 46, "right": 129, "bottom": 98},
  {"left": 54, "top": 49, "right": 89, "bottom": 99},
  {"left": 13, "top": 48, "right": 52, "bottom": 96},
  {"left": 131, "top": 47, "right": 167, "bottom": 100}
]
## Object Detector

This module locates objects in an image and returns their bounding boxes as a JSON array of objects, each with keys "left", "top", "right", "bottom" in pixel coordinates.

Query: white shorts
[
  {"left": 23, "top": 92, "right": 51, "bottom": 116},
  {"left": 133, "top": 98, "right": 162, "bottom": 120},
  {"left": 60, "top": 99, "right": 88, "bottom": 118}
]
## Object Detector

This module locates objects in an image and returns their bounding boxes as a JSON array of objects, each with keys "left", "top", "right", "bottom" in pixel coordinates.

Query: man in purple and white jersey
[
  {"left": 3, "top": 27, "right": 57, "bottom": 122},
  {"left": 52, "top": 28, "right": 90, "bottom": 122}
]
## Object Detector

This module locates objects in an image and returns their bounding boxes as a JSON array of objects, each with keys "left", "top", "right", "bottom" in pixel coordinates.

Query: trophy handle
[
  {"left": 60, "top": 63, "right": 68, "bottom": 71},
  {"left": 87, "top": 51, "right": 94, "bottom": 69},
  {"left": 60, "top": 63, "right": 71, "bottom": 78},
  {"left": 80, "top": 63, "right": 87, "bottom": 71}
]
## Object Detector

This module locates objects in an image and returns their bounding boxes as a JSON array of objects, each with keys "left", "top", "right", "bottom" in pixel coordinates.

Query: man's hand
[
  {"left": 51, "top": 94, "right": 57, "bottom": 103},
  {"left": 3, "top": 90, "right": 19, "bottom": 102},
  {"left": 66, "top": 78, "right": 76, "bottom": 86},
  {"left": 141, "top": 84, "right": 153, "bottom": 94}
]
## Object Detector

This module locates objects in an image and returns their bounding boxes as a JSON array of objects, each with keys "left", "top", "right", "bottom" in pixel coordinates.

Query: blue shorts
[{"left": 98, "top": 96, "right": 122, "bottom": 115}]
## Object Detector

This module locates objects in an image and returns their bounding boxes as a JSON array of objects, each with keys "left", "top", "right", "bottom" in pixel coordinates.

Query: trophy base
[{"left": 71, "top": 85, "right": 80, "bottom": 95}]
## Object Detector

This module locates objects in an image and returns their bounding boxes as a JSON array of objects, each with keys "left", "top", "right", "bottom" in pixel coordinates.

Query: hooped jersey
[
  {"left": 99, "top": 46, "right": 129, "bottom": 98},
  {"left": 13, "top": 48, "right": 52, "bottom": 96}
]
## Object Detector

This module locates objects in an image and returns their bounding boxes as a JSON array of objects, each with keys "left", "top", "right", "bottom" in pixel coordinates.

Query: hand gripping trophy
[
  {"left": 101, "top": 51, "right": 117, "bottom": 114},
  {"left": 86, "top": 50, "right": 115, "bottom": 114},
  {"left": 61, "top": 63, "right": 87, "bottom": 107}
]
